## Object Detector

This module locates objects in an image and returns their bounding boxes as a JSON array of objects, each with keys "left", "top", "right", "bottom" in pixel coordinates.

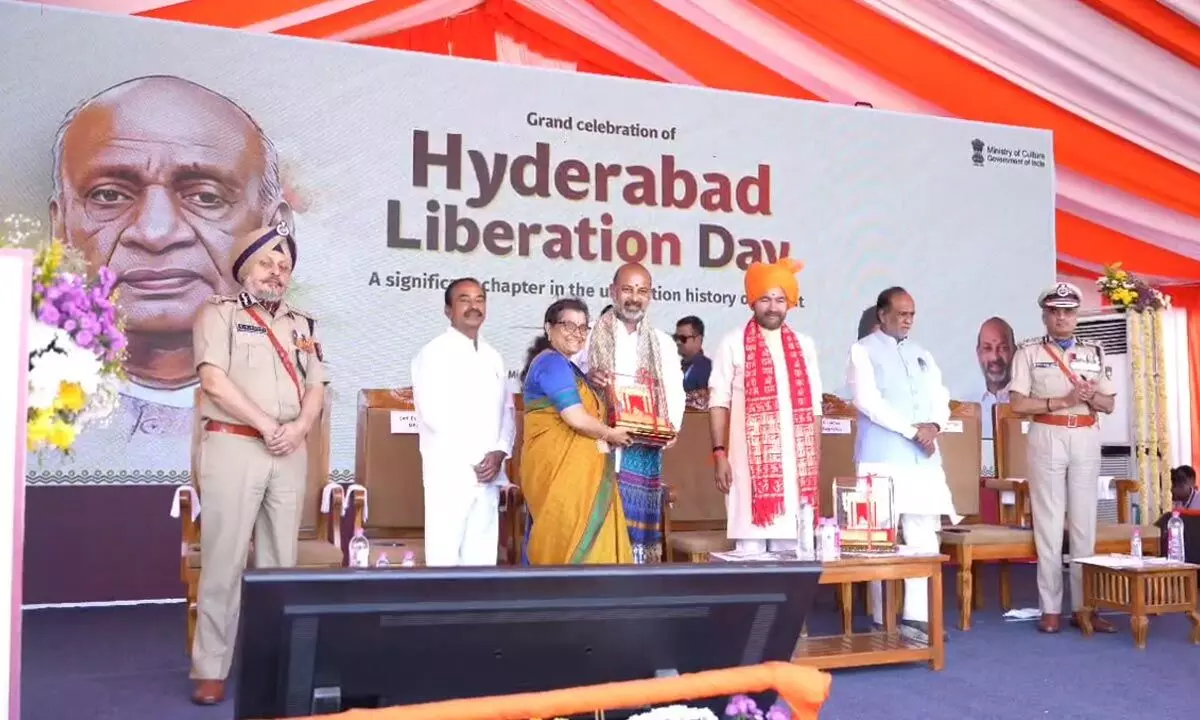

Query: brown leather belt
[
  {"left": 1032, "top": 414, "right": 1096, "bottom": 429},
  {"left": 203, "top": 419, "right": 263, "bottom": 440}
]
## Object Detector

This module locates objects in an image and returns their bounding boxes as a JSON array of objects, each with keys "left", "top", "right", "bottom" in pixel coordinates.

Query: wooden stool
[{"left": 1075, "top": 558, "right": 1200, "bottom": 649}]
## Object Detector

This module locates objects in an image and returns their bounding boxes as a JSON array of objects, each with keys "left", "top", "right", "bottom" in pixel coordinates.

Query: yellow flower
[
  {"left": 26, "top": 409, "right": 54, "bottom": 451},
  {"left": 54, "top": 382, "right": 87, "bottom": 413},
  {"left": 48, "top": 419, "right": 77, "bottom": 451}
]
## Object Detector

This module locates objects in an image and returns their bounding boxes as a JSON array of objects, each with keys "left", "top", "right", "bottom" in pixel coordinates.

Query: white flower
[
  {"left": 26, "top": 318, "right": 102, "bottom": 411},
  {"left": 628, "top": 706, "right": 719, "bottom": 720}
]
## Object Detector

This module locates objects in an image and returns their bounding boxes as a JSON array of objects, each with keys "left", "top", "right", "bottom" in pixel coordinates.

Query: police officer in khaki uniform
[
  {"left": 189, "top": 223, "right": 328, "bottom": 704},
  {"left": 1008, "top": 282, "right": 1116, "bottom": 635}
]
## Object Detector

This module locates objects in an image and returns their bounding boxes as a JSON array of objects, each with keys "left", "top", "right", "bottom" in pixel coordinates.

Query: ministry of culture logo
[{"left": 971, "top": 138, "right": 985, "bottom": 167}]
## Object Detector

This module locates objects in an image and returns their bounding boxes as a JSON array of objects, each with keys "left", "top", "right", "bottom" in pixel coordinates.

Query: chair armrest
[
  {"left": 345, "top": 483, "right": 368, "bottom": 534},
  {"left": 499, "top": 484, "right": 522, "bottom": 512},
  {"left": 169, "top": 484, "right": 201, "bottom": 547},
  {"left": 317, "top": 481, "right": 345, "bottom": 546},
  {"left": 1113, "top": 479, "right": 1141, "bottom": 524},
  {"left": 498, "top": 484, "right": 525, "bottom": 565}
]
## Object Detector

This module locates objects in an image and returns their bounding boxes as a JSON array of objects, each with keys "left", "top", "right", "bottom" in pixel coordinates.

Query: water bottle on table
[
  {"left": 795, "top": 500, "right": 816, "bottom": 561},
  {"left": 1130, "top": 527, "right": 1142, "bottom": 559},
  {"left": 348, "top": 528, "right": 370, "bottom": 568},
  {"left": 1167, "top": 511, "right": 1186, "bottom": 562}
]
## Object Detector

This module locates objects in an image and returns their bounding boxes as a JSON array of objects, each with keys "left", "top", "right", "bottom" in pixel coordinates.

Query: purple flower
[
  {"left": 725, "top": 695, "right": 758, "bottom": 718},
  {"left": 766, "top": 703, "right": 791, "bottom": 720},
  {"left": 37, "top": 304, "right": 60, "bottom": 326},
  {"left": 75, "top": 330, "right": 94, "bottom": 348}
]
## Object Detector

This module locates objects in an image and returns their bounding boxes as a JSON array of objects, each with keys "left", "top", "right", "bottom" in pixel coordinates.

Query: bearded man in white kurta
[
  {"left": 709, "top": 259, "right": 823, "bottom": 553},
  {"left": 585, "top": 262, "right": 684, "bottom": 563},
  {"left": 848, "top": 287, "right": 958, "bottom": 635},
  {"left": 412, "top": 277, "right": 515, "bottom": 567}
]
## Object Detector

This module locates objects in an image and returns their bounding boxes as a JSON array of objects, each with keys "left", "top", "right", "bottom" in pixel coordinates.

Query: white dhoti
[
  {"left": 858, "top": 461, "right": 958, "bottom": 624},
  {"left": 423, "top": 476, "right": 501, "bottom": 567}
]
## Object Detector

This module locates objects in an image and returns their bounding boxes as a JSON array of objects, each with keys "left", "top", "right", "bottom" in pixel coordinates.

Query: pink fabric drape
[
  {"left": 243, "top": 0, "right": 380, "bottom": 34},
  {"left": 644, "top": 0, "right": 1200, "bottom": 267},
  {"left": 494, "top": 32, "right": 577, "bottom": 70},
  {"left": 328, "top": 0, "right": 482, "bottom": 41},
  {"left": 857, "top": 0, "right": 1200, "bottom": 175},
  {"left": 515, "top": 0, "right": 700, "bottom": 84},
  {"left": 1160, "top": 0, "right": 1200, "bottom": 27},
  {"left": 33, "top": 0, "right": 171, "bottom": 11}
]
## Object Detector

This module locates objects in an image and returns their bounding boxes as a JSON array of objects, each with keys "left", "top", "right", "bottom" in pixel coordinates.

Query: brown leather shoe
[
  {"left": 191, "top": 679, "right": 225, "bottom": 705},
  {"left": 1037, "top": 613, "right": 1061, "bottom": 633},
  {"left": 1072, "top": 611, "right": 1118, "bottom": 634}
]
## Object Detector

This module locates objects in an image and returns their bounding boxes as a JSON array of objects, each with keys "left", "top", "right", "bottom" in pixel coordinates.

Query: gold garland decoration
[
  {"left": 1152, "top": 310, "right": 1172, "bottom": 518},
  {"left": 1128, "top": 309, "right": 1151, "bottom": 519},
  {"left": 1141, "top": 309, "right": 1161, "bottom": 518}
]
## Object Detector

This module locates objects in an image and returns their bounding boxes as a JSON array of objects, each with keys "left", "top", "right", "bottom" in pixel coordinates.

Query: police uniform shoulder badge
[
  {"left": 1018, "top": 335, "right": 1044, "bottom": 349},
  {"left": 206, "top": 294, "right": 238, "bottom": 305}
]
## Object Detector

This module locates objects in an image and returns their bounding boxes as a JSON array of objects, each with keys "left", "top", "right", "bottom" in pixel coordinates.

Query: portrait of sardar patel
[{"left": 42, "top": 75, "right": 292, "bottom": 478}]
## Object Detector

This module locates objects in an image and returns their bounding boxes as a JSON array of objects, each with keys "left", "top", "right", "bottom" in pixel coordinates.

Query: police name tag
[
  {"left": 943, "top": 420, "right": 964, "bottom": 433},
  {"left": 822, "top": 417, "right": 851, "bottom": 435},
  {"left": 389, "top": 410, "right": 418, "bottom": 434}
]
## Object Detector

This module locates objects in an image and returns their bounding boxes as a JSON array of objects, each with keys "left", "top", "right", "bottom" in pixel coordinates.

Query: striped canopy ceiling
[{"left": 36, "top": 0, "right": 1200, "bottom": 286}]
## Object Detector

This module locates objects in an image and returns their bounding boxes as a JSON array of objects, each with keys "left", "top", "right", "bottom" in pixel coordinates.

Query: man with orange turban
[
  {"left": 188, "top": 222, "right": 329, "bottom": 705},
  {"left": 708, "top": 258, "right": 823, "bottom": 553}
]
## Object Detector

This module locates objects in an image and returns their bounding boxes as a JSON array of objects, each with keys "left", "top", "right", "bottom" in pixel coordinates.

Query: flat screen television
[{"left": 234, "top": 562, "right": 821, "bottom": 719}]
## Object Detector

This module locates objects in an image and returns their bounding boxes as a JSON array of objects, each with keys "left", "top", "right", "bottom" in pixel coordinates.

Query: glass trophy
[{"left": 833, "top": 475, "right": 898, "bottom": 554}]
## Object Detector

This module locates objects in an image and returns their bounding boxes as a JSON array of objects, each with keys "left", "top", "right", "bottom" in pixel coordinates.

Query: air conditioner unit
[{"left": 1076, "top": 313, "right": 1134, "bottom": 484}]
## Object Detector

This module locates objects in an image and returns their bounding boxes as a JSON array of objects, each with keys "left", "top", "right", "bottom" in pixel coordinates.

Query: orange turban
[{"left": 744, "top": 258, "right": 805, "bottom": 308}]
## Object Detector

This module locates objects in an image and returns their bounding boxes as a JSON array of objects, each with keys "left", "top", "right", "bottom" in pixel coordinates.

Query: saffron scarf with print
[{"left": 743, "top": 319, "right": 820, "bottom": 526}]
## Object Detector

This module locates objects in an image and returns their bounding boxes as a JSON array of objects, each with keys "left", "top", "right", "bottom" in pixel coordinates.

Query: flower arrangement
[
  {"left": 532, "top": 695, "right": 790, "bottom": 720},
  {"left": 1, "top": 213, "right": 127, "bottom": 454},
  {"left": 1096, "top": 263, "right": 1171, "bottom": 312},
  {"left": 725, "top": 694, "right": 791, "bottom": 720}
]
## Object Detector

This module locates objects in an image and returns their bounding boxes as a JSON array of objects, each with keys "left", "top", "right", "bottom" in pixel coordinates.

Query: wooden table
[
  {"left": 1075, "top": 556, "right": 1200, "bottom": 649},
  {"left": 793, "top": 554, "right": 947, "bottom": 672},
  {"left": 941, "top": 525, "right": 1161, "bottom": 631}
]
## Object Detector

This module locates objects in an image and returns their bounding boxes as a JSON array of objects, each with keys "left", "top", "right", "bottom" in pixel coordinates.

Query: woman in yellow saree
[{"left": 520, "top": 299, "right": 634, "bottom": 565}]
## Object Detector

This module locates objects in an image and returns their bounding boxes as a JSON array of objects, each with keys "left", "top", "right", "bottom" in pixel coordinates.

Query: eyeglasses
[
  {"left": 673, "top": 334, "right": 697, "bottom": 343},
  {"left": 554, "top": 321, "right": 589, "bottom": 336}
]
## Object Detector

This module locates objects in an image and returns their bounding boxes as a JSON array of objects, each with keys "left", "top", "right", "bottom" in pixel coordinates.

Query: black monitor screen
[{"left": 235, "top": 562, "right": 821, "bottom": 719}]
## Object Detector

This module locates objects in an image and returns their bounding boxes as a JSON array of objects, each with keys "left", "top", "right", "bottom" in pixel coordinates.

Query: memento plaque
[{"left": 833, "top": 475, "right": 898, "bottom": 553}]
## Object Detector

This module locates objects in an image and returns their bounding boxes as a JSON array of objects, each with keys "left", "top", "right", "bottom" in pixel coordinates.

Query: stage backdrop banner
[{"left": 0, "top": 3, "right": 1055, "bottom": 486}]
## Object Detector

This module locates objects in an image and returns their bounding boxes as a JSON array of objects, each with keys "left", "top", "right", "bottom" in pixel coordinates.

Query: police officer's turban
[
  {"left": 230, "top": 222, "right": 296, "bottom": 284},
  {"left": 744, "top": 257, "right": 805, "bottom": 309}
]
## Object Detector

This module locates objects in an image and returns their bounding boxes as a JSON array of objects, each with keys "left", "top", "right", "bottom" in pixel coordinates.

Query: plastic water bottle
[
  {"left": 401, "top": 551, "right": 416, "bottom": 567},
  {"left": 348, "top": 529, "right": 370, "bottom": 568},
  {"left": 1167, "top": 511, "right": 1186, "bottom": 562},
  {"left": 375, "top": 553, "right": 391, "bottom": 568},
  {"left": 795, "top": 501, "right": 816, "bottom": 561},
  {"left": 1130, "top": 527, "right": 1143, "bottom": 559},
  {"left": 818, "top": 520, "right": 841, "bottom": 562}
]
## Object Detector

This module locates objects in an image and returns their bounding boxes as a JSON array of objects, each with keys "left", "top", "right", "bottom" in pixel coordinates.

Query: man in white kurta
[
  {"left": 847, "top": 287, "right": 958, "bottom": 634},
  {"left": 411, "top": 278, "right": 515, "bottom": 567},
  {"left": 710, "top": 259, "right": 823, "bottom": 552},
  {"left": 585, "top": 263, "right": 684, "bottom": 563}
]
